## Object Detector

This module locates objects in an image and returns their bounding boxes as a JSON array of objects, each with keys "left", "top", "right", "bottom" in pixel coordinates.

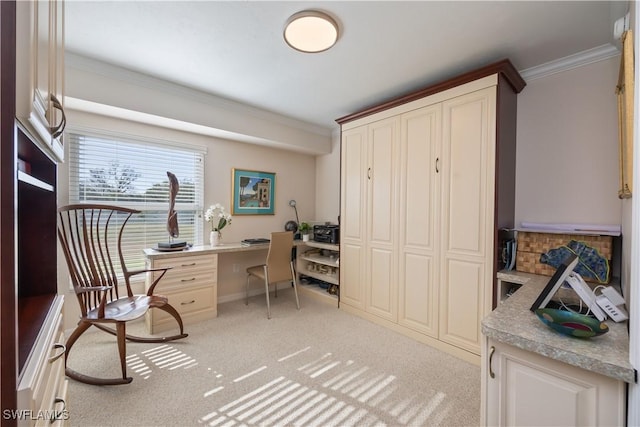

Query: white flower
[{"left": 205, "top": 204, "right": 232, "bottom": 231}]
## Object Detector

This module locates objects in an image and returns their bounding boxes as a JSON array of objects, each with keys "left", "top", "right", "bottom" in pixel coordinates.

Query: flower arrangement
[{"left": 204, "top": 203, "right": 232, "bottom": 232}]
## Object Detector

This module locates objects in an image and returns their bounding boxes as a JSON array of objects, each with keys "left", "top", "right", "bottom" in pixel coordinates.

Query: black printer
[{"left": 313, "top": 224, "right": 339, "bottom": 244}]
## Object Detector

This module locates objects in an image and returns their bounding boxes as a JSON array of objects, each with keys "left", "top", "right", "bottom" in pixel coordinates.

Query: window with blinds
[{"left": 68, "top": 131, "right": 205, "bottom": 274}]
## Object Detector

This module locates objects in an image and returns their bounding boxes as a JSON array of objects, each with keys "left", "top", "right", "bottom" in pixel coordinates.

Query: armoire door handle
[
  {"left": 435, "top": 157, "right": 440, "bottom": 173},
  {"left": 367, "top": 167, "right": 371, "bottom": 180}
]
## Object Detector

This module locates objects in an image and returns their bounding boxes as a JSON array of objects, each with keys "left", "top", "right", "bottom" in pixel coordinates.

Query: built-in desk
[{"left": 143, "top": 243, "right": 269, "bottom": 333}]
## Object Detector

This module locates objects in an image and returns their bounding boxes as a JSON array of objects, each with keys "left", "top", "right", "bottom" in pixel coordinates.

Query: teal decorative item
[
  {"left": 535, "top": 308, "right": 609, "bottom": 338},
  {"left": 540, "top": 241, "right": 610, "bottom": 283}
]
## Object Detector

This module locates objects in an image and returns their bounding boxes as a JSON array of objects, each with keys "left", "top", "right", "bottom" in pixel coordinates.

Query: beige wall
[
  {"left": 515, "top": 57, "right": 621, "bottom": 226},
  {"left": 314, "top": 130, "right": 341, "bottom": 224}
]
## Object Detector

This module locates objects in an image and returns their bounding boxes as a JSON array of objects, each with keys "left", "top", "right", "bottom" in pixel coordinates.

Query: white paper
[{"left": 519, "top": 222, "right": 621, "bottom": 236}]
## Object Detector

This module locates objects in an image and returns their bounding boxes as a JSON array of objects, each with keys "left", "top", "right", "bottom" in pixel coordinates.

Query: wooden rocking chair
[{"left": 57, "top": 204, "right": 188, "bottom": 385}]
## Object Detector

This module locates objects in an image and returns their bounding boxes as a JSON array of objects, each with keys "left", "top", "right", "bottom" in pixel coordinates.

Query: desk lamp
[{"left": 285, "top": 199, "right": 300, "bottom": 235}]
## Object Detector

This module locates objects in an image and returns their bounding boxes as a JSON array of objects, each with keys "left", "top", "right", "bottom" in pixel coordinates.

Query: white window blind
[{"left": 68, "top": 131, "right": 205, "bottom": 273}]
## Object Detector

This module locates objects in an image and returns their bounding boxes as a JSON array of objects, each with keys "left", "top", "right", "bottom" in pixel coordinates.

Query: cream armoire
[{"left": 337, "top": 60, "right": 525, "bottom": 363}]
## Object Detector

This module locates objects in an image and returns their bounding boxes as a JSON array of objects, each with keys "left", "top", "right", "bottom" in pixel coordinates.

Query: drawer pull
[
  {"left": 181, "top": 277, "right": 196, "bottom": 282},
  {"left": 181, "top": 262, "right": 197, "bottom": 267},
  {"left": 50, "top": 398, "right": 66, "bottom": 424},
  {"left": 48, "top": 343, "right": 66, "bottom": 364},
  {"left": 181, "top": 300, "right": 196, "bottom": 305},
  {"left": 489, "top": 346, "right": 496, "bottom": 379}
]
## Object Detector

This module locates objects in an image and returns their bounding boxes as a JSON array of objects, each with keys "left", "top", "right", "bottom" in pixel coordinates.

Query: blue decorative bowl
[{"left": 534, "top": 308, "right": 609, "bottom": 338}]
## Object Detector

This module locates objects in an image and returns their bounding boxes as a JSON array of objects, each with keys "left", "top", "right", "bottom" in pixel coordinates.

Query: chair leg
[
  {"left": 65, "top": 321, "right": 133, "bottom": 385},
  {"left": 264, "top": 278, "right": 271, "bottom": 319},
  {"left": 65, "top": 321, "right": 92, "bottom": 367},
  {"left": 117, "top": 322, "right": 128, "bottom": 381},
  {"left": 290, "top": 262, "right": 300, "bottom": 310},
  {"left": 154, "top": 304, "right": 189, "bottom": 340},
  {"left": 246, "top": 274, "right": 250, "bottom": 305},
  {"left": 263, "top": 266, "right": 271, "bottom": 319}
]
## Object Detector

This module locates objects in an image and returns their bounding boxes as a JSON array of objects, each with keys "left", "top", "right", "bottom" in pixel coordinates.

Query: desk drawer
[
  {"left": 154, "top": 270, "right": 216, "bottom": 293},
  {"left": 152, "top": 253, "right": 217, "bottom": 273},
  {"left": 154, "top": 285, "right": 216, "bottom": 320}
]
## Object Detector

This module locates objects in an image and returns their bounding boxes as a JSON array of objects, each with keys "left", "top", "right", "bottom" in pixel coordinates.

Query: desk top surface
[{"left": 144, "top": 242, "right": 269, "bottom": 259}]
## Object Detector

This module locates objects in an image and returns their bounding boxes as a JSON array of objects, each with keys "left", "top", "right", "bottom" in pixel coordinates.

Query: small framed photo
[{"left": 231, "top": 168, "right": 275, "bottom": 215}]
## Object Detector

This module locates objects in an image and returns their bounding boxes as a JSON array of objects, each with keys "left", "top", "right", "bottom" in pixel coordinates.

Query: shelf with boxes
[{"left": 295, "top": 240, "right": 339, "bottom": 305}]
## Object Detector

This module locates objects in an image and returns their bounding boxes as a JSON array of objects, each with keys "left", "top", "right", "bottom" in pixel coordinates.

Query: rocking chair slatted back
[{"left": 58, "top": 204, "right": 139, "bottom": 316}]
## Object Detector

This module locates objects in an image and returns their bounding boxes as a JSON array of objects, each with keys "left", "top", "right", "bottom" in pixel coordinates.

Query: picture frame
[{"left": 231, "top": 168, "right": 276, "bottom": 215}]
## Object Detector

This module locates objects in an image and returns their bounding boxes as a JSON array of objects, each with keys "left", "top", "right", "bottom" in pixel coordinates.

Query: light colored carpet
[{"left": 66, "top": 288, "right": 480, "bottom": 426}]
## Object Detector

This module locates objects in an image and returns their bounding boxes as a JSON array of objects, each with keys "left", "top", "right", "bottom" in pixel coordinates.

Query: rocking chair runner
[{"left": 58, "top": 204, "right": 188, "bottom": 385}]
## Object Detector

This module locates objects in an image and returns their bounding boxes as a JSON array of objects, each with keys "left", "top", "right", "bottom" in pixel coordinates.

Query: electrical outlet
[{"left": 233, "top": 264, "right": 239, "bottom": 273}]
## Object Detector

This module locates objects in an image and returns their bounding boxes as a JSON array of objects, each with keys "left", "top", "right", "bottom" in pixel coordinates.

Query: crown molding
[{"left": 520, "top": 44, "right": 620, "bottom": 82}]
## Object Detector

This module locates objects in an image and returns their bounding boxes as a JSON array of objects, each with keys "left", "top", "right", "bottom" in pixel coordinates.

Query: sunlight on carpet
[
  {"left": 198, "top": 346, "right": 452, "bottom": 426},
  {"left": 126, "top": 344, "right": 199, "bottom": 380},
  {"left": 66, "top": 290, "right": 479, "bottom": 426}
]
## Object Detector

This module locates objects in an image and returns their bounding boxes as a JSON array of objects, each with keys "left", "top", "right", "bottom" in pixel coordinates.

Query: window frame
[{"left": 66, "top": 127, "right": 206, "bottom": 280}]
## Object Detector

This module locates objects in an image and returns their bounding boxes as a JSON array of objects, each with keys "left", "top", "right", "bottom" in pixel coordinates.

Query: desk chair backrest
[
  {"left": 266, "top": 231, "right": 294, "bottom": 282},
  {"left": 58, "top": 204, "right": 138, "bottom": 316}
]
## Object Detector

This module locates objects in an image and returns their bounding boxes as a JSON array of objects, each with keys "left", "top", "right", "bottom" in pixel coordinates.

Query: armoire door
[
  {"left": 365, "top": 117, "right": 398, "bottom": 322},
  {"left": 439, "top": 87, "right": 497, "bottom": 354},
  {"left": 340, "top": 125, "right": 367, "bottom": 310},
  {"left": 398, "top": 104, "right": 441, "bottom": 337}
]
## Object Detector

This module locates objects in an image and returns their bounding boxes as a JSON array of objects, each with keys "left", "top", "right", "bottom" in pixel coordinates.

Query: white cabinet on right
[
  {"left": 338, "top": 60, "right": 525, "bottom": 361},
  {"left": 484, "top": 338, "right": 626, "bottom": 426}
]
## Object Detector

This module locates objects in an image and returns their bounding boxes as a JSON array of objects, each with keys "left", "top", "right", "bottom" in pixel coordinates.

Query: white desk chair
[{"left": 246, "top": 231, "right": 300, "bottom": 319}]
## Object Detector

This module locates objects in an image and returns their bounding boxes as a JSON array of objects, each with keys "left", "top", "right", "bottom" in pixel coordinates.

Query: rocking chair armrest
[
  {"left": 127, "top": 267, "right": 172, "bottom": 277},
  {"left": 142, "top": 267, "right": 171, "bottom": 296}
]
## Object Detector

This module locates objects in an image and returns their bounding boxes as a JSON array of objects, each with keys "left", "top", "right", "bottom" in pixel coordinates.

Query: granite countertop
[{"left": 482, "top": 271, "right": 635, "bottom": 383}]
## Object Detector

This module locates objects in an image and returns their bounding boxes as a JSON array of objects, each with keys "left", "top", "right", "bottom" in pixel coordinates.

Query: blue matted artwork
[{"left": 231, "top": 168, "right": 275, "bottom": 215}]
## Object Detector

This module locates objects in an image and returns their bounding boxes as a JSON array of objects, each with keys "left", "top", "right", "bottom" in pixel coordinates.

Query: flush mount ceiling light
[{"left": 284, "top": 10, "right": 339, "bottom": 53}]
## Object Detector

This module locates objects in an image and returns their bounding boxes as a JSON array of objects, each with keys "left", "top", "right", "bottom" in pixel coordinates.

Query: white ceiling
[{"left": 65, "top": 1, "right": 628, "bottom": 131}]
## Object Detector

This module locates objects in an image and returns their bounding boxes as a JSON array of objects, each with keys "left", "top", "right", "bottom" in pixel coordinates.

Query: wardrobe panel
[
  {"left": 340, "top": 243, "right": 365, "bottom": 309},
  {"left": 440, "top": 258, "right": 483, "bottom": 351},
  {"left": 368, "top": 119, "right": 396, "bottom": 245},
  {"left": 367, "top": 247, "right": 395, "bottom": 321},
  {"left": 443, "top": 92, "right": 492, "bottom": 256},
  {"left": 399, "top": 252, "right": 437, "bottom": 336},
  {"left": 341, "top": 128, "right": 366, "bottom": 242}
]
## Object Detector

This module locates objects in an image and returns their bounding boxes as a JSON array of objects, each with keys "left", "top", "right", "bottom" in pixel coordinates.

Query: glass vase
[{"left": 210, "top": 230, "right": 221, "bottom": 246}]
